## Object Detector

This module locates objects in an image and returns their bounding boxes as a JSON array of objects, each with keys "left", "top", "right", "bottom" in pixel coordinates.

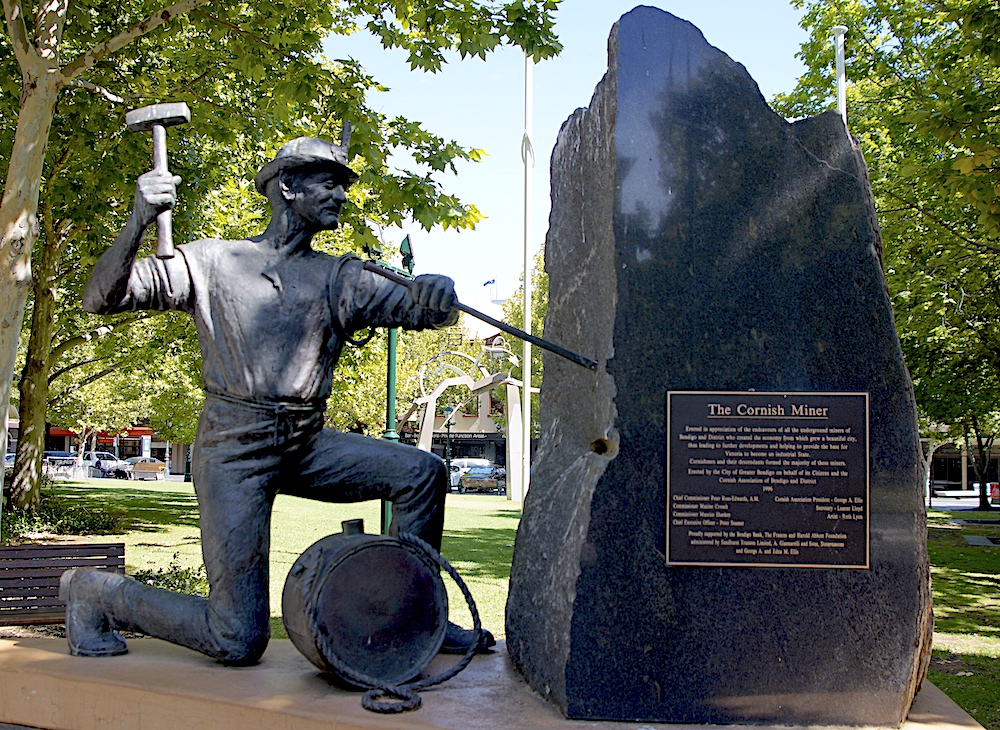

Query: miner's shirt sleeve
[
  {"left": 105, "top": 246, "right": 197, "bottom": 314},
  {"left": 332, "top": 257, "right": 457, "bottom": 336}
]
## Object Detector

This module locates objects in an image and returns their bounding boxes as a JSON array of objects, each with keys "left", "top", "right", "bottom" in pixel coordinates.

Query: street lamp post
[
  {"left": 375, "top": 236, "right": 414, "bottom": 535},
  {"left": 380, "top": 327, "right": 399, "bottom": 535},
  {"left": 384, "top": 328, "right": 399, "bottom": 443}
]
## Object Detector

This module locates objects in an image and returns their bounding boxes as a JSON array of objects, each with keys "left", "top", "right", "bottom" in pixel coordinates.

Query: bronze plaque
[{"left": 666, "top": 392, "right": 869, "bottom": 568}]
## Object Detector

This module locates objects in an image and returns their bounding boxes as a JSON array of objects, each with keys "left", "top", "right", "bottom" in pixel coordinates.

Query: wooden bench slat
[
  {"left": 2, "top": 557, "right": 124, "bottom": 565},
  {"left": 0, "top": 545, "right": 124, "bottom": 560},
  {"left": 0, "top": 586, "right": 61, "bottom": 598},
  {"left": 0, "top": 582, "right": 61, "bottom": 593},
  {"left": 0, "top": 558, "right": 123, "bottom": 568},
  {"left": 0, "top": 598, "right": 64, "bottom": 610},
  {"left": 0, "top": 579, "right": 63, "bottom": 589},
  {"left": 0, "top": 568, "right": 122, "bottom": 582},
  {"left": 0, "top": 558, "right": 124, "bottom": 571},
  {"left": 0, "top": 547, "right": 125, "bottom": 563},
  {"left": 0, "top": 590, "right": 63, "bottom": 600},
  {"left": 0, "top": 611, "right": 66, "bottom": 627}
]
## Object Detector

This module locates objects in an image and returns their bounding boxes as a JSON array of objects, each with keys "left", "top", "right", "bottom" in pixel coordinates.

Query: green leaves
[
  {"left": 1, "top": 0, "right": 562, "bottom": 503},
  {"left": 774, "top": 0, "right": 1000, "bottom": 441},
  {"left": 341, "top": 0, "right": 561, "bottom": 71}
]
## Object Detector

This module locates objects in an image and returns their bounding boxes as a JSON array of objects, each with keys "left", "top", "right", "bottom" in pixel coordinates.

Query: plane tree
[
  {"left": 1, "top": 0, "right": 562, "bottom": 508},
  {"left": 773, "top": 0, "right": 1000, "bottom": 509}
]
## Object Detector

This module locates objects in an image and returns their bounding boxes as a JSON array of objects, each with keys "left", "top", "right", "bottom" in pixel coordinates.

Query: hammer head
[{"left": 125, "top": 102, "right": 191, "bottom": 132}]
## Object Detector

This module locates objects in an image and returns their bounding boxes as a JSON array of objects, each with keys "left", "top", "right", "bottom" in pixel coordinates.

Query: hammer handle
[{"left": 152, "top": 124, "right": 175, "bottom": 259}]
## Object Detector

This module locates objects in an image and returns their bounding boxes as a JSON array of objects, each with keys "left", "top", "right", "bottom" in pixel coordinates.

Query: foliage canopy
[{"left": 773, "top": 0, "right": 1000, "bottom": 508}]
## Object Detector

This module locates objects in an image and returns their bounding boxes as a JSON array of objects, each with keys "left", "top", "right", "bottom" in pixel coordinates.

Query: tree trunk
[
  {"left": 0, "top": 73, "right": 61, "bottom": 510},
  {"left": 977, "top": 441, "right": 997, "bottom": 511},
  {"left": 920, "top": 439, "right": 945, "bottom": 508},
  {"left": 10, "top": 209, "right": 62, "bottom": 509},
  {"left": 967, "top": 416, "right": 997, "bottom": 511}
]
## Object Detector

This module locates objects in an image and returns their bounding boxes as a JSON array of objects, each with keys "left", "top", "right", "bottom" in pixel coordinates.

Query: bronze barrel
[{"left": 282, "top": 519, "right": 448, "bottom": 687}]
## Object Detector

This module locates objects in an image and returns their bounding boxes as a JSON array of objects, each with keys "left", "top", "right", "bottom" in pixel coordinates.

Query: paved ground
[
  {"left": 929, "top": 494, "right": 998, "bottom": 511},
  {"left": 0, "top": 490, "right": 991, "bottom": 730}
]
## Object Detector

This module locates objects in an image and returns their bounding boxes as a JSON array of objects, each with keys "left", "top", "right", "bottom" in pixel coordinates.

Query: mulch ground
[{"left": 0, "top": 624, "right": 65, "bottom": 639}]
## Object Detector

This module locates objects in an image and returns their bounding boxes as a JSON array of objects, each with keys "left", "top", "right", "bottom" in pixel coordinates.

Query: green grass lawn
[
  {"left": 7, "top": 478, "right": 520, "bottom": 641},
  {"left": 5, "top": 480, "right": 999, "bottom": 728},
  {"left": 925, "top": 508, "right": 1000, "bottom": 730}
]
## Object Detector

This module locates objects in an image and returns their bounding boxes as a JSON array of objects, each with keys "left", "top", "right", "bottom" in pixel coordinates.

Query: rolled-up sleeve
[
  {"left": 109, "top": 249, "right": 196, "bottom": 313},
  {"left": 334, "top": 258, "right": 457, "bottom": 335}
]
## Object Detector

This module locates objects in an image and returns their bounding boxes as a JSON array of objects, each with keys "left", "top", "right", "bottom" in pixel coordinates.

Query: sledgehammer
[{"left": 125, "top": 102, "right": 191, "bottom": 259}]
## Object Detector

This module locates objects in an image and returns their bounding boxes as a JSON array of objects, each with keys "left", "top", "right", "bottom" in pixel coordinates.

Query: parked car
[
  {"left": 457, "top": 465, "right": 506, "bottom": 495},
  {"left": 125, "top": 456, "right": 167, "bottom": 481},
  {"left": 448, "top": 457, "right": 491, "bottom": 491},
  {"left": 42, "top": 451, "right": 76, "bottom": 466},
  {"left": 81, "top": 451, "right": 128, "bottom": 476}
]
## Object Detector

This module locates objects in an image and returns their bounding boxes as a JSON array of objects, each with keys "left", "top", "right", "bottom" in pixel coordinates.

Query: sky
[{"left": 323, "top": 2, "right": 813, "bottom": 333}]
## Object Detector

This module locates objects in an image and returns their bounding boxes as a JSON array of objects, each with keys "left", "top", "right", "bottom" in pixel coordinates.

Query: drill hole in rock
[{"left": 590, "top": 438, "right": 616, "bottom": 456}]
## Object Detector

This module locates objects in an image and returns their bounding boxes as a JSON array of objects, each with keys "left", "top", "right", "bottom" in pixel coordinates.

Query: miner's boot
[
  {"left": 59, "top": 568, "right": 130, "bottom": 657},
  {"left": 440, "top": 621, "right": 496, "bottom": 654}
]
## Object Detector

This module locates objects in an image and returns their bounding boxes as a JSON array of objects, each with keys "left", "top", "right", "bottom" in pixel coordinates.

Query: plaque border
[{"left": 665, "top": 390, "right": 870, "bottom": 570}]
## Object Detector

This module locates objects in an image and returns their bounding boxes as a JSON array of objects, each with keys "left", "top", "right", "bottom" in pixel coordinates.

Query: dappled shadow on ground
[
  {"left": 53, "top": 484, "right": 200, "bottom": 531},
  {"left": 927, "top": 649, "right": 999, "bottom": 729},
  {"left": 932, "top": 565, "right": 1000, "bottom": 637},
  {"left": 441, "top": 526, "right": 517, "bottom": 582},
  {"left": 928, "top": 516, "right": 1000, "bottom": 639}
]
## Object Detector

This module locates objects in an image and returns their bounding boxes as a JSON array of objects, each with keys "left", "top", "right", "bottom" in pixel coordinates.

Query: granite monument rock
[{"left": 506, "top": 7, "right": 933, "bottom": 725}]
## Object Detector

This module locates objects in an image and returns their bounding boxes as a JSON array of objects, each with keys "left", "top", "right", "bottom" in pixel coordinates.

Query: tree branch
[
  {"left": 880, "top": 188, "right": 1000, "bottom": 255},
  {"left": 49, "top": 141, "right": 74, "bottom": 178},
  {"left": 48, "top": 355, "right": 105, "bottom": 383},
  {"left": 61, "top": 0, "right": 215, "bottom": 82},
  {"left": 41, "top": 142, "right": 79, "bottom": 263},
  {"left": 2, "top": 0, "right": 36, "bottom": 69},
  {"left": 186, "top": 88, "right": 231, "bottom": 111},
  {"left": 66, "top": 78, "right": 131, "bottom": 104},
  {"left": 48, "top": 362, "right": 120, "bottom": 405},
  {"left": 49, "top": 316, "right": 143, "bottom": 362},
  {"left": 190, "top": 8, "right": 279, "bottom": 53},
  {"left": 34, "top": 0, "right": 68, "bottom": 64}
]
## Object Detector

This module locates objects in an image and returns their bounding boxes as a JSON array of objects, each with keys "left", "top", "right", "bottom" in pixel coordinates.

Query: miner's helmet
[{"left": 254, "top": 124, "right": 359, "bottom": 195}]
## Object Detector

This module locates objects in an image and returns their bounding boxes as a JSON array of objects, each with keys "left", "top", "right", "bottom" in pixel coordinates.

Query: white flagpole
[
  {"left": 521, "top": 52, "right": 535, "bottom": 501},
  {"left": 832, "top": 25, "right": 848, "bottom": 129}
]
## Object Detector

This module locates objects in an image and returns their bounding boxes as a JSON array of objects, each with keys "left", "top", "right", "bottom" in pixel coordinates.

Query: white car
[
  {"left": 448, "top": 457, "right": 492, "bottom": 491},
  {"left": 81, "top": 451, "right": 129, "bottom": 475}
]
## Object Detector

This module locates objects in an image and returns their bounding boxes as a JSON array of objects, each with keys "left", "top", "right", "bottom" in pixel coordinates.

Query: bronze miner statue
[{"left": 61, "top": 132, "right": 494, "bottom": 665}]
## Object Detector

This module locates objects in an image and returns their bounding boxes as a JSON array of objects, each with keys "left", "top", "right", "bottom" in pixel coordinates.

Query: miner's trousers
[{"left": 103, "top": 392, "right": 448, "bottom": 665}]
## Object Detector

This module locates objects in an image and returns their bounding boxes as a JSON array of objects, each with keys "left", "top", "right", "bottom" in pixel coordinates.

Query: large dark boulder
[{"left": 505, "top": 7, "right": 932, "bottom": 724}]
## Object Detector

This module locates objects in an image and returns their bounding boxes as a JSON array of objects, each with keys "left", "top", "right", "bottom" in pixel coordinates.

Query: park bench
[
  {"left": 0, "top": 543, "right": 125, "bottom": 626},
  {"left": 129, "top": 460, "right": 166, "bottom": 480}
]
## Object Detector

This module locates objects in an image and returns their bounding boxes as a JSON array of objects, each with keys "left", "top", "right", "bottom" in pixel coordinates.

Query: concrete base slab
[{"left": 0, "top": 638, "right": 984, "bottom": 730}]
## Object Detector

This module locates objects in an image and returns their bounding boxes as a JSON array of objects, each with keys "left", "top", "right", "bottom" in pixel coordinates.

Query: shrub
[
  {"left": 0, "top": 487, "right": 130, "bottom": 541},
  {"left": 131, "top": 555, "right": 209, "bottom": 596}
]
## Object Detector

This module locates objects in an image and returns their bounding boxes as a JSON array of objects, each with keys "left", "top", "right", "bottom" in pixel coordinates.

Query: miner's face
[{"left": 282, "top": 169, "right": 350, "bottom": 230}]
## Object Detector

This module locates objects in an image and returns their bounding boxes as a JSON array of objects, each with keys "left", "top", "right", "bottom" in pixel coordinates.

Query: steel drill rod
[{"left": 363, "top": 261, "right": 598, "bottom": 371}]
